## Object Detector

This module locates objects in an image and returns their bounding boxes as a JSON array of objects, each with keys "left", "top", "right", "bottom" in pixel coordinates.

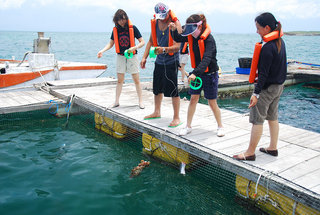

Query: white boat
[{"left": 0, "top": 32, "right": 107, "bottom": 91}]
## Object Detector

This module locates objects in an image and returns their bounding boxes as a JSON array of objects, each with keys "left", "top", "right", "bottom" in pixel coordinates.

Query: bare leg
[
  {"left": 267, "top": 120, "right": 279, "bottom": 150},
  {"left": 131, "top": 73, "right": 143, "bottom": 107},
  {"left": 208, "top": 99, "right": 223, "bottom": 128},
  {"left": 114, "top": 73, "right": 124, "bottom": 106},
  {"left": 169, "top": 96, "right": 181, "bottom": 127},
  {"left": 144, "top": 94, "right": 163, "bottom": 119},
  {"left": 244, "top": 124, "right": 263, "bottom": 157},
  {"left": 178, "top": 63, "right": 187, "bottom": 82},
  {"left": 186, "top": 94, "right": 199, "bottom": 128}
]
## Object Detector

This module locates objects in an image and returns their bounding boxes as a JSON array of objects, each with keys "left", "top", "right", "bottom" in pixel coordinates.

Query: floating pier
[{"left": 1, "top": 69, "right": 320, "bottom": 214}]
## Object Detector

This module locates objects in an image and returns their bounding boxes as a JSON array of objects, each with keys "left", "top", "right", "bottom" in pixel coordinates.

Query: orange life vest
[
  {"left": 113, "top": 19, "right": 136, "bottom": 55},
  {"left": 249, "top": 30, "right": 283, "bottom": 83},
  {"left": 151, "top": 10, "right": 177, "bottom": 56},
  {"left": 181, "top": 42, "right": 188, "bottom": 53},
  {"left": 187, "top": 24, "right": 211, "bottom": 73}
]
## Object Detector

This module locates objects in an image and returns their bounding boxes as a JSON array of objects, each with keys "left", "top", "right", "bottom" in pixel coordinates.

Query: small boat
[{"left": 0, "top": 32, "right": 107, "bottom": 91}]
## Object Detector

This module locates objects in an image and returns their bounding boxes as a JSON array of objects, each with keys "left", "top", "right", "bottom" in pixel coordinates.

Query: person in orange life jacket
[
  {"left": 170, "top": 14, "right": 225, "bottom": 137},
  {"left": 178, "top": 41, "right": 189, "bottom": 85},
  {"left": 140, "top": 2, "right": 182, "bottom": 127},
  {"left": 233, "top": 12, "right": 287, "bottom": 161},
  {"left": 97, "top": 9, "right": 145, "bottom": 109}
]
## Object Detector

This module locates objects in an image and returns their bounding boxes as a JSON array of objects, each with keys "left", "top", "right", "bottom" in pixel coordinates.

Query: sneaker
[
  {"left": 178, "top": 81, "right": 184, "bottom": 85},
  {"left": 179, "top": 126, "right": 192, "bottom": 136},
  {"left": 217, "top": 127, "right": 225, "bottom": 137}
]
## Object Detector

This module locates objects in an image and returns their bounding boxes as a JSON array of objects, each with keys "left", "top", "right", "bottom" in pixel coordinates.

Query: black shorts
[
  {"left": 153, "top": 62, "right": 179, "bottom": 97},
  {"left": 189, "top": 72, "right": 219, "bottom": 99}
]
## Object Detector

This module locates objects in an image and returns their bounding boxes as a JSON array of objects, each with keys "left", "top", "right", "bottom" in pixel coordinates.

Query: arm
[
  {"left": 249, "top": 44, "right": 273, "bottom": 108},
  {"left": 140, "top": 35, "right": 153, "bottom": 69},
  {"left": 128, "top": 25, "right": 145, "bottom": 53},
  {"left": 97, "top": 40, "right": 114, "bottom": 58},
  {"left": 191, "top": 36, "right": 214, "bottom": 76},
  {"left": 155, "top": 40, "right": 180, "bottom": 54},
  {"left": 128, "top": 37, "right": 145, "bottom": 53},
  {"left": 254, "top": 45, "right": 273, "bottom": 94},
  {"left": 169, "top": 22, "right": 187, "bottom": 43}
]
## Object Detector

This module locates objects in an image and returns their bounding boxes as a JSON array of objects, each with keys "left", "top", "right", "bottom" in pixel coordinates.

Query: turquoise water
[
  {"left": 0, "top": 111, "right": 256, "bottom": 215},
  {"left": 1, "top": 31, "right": 319, "bottom": 75},
  {"left": 215, "top": 82, "right": 320, "bottom": 133},
  {"left": 1, "top": 31, "right": 319, "bottom": 214}
]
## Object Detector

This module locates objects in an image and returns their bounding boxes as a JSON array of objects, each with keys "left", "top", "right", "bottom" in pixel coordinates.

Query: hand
[
  {"left": 128, "top": 46, "right": 136, "bottom": 53},
  {"left": 249, "top": 95, "right": 258, "bottom": 108},
  {"left": 168, "top": 22, "right": 177, "bottom": 31},
  {"left": 97, "top": 51, "right": 103, "bottom": 58},
  {"left": 188, "top": 74, "right": 196, "bottom": 83},
  {"left": 154, "top": 47, "right": 162, "bottom": 55},
  {"left": 140, "top": 58, "right": 147, "bottom": 69}
]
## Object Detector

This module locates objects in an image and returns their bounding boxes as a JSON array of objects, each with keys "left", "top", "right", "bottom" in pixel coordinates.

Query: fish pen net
[{"left": 0, "top": 98, "right": 319, "bottom": 215}]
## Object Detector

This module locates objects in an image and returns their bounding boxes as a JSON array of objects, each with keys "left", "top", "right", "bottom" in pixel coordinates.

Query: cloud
[
  {"left": 1, "top": 0, "right": 319, "bottom": 19},
  {"left": 0, "top": 0, "right": 25, "bottom": 9}
]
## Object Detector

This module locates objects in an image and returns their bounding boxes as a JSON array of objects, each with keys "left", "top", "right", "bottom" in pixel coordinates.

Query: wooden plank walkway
[
  {"left": 0, "top": 89, "right": 62, "bottom": 114},
  {"left": 1, "top": 78, "right": 320, "bottom": 211},
  {"left": 43, "top": 80, "right": 320, "bottom": 209}
]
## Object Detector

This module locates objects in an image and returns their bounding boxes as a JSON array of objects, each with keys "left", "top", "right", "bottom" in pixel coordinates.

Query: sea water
[
  {"left": 1, "top": 31, "right": 320, "bottom": 75},
  {"left": 1, "top": 31, "right": 319, "bottom": 214},
  {"left": 0, "top": 111, "right": 256, "bottom": 215}
]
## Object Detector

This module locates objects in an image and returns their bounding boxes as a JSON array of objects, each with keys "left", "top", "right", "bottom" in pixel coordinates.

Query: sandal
[
  {"left": 233, "top": 153, "right": 256, "bottom": 161},
  {"left": 259, "top": 148, "right": 278, "bottom": 156}
]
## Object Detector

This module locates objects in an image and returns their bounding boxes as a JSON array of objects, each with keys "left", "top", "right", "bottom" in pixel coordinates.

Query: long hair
[
  {"left": 186, "top": 13, "right": 207, "bottom": 35},
  {"left": 113, "top": 9, "right": 129, "bottom": 30},
  {"left": 255, "top": 12, "right": 282, "bottom": 53}
]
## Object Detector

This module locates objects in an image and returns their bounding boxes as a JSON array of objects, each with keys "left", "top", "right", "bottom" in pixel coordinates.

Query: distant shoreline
[{"left": 284, "top": 31, "right": 320, "bottom": 36}]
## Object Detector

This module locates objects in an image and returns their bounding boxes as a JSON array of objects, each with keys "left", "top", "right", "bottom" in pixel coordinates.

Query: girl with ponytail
[
  {"left": 233, "top": 12, "right": 287, "bottom": 161},
  {"left": 170, "top": 13, "right": 225, "bottom": 137}
]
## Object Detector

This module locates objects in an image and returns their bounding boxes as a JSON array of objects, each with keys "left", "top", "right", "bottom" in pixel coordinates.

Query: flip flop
[
  {"left": 144, "top": 117, "right": 161, "bottom": 120},
  {"left": 168, "top": 122, "right": 183, "bottom": 128}
]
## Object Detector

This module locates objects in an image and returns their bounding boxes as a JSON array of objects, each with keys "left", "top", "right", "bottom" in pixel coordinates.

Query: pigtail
[
  {"left": 275, "top": 21, "right": 282, "bottom": 53},
  {"left": 199, "top": 14, "right": 207, "bottom": 34}
]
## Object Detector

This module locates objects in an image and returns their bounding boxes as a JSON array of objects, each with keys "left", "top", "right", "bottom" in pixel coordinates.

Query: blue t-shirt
[
  {"left": 111, "top": 25, "right": 142, "bottom": 55},
  {"left": 155, "top": 20, "right": 179, "bottom": 65}
]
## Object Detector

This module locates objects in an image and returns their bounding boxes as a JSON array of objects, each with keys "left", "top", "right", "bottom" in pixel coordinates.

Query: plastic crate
[
  {"left": 236, "top": 67, "right": 250, "bottom": 75},
  {"left": 238, "top": 58, "right": 252, "bottom": 68}
]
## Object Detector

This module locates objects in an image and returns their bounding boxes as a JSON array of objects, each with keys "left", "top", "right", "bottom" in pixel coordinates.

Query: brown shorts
[{"left": 250, "top": 84, "right": 284, "bottom": 125}]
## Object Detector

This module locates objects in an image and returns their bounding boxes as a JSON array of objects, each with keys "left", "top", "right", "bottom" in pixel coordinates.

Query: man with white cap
[{"left": 140, "top": 2, "right": 182, "bottom": 128}]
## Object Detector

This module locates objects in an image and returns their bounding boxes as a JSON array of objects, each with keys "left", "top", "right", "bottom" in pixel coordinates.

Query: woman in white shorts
[{"left": 97, "top": 9, "right": 145, "bottom": 109}]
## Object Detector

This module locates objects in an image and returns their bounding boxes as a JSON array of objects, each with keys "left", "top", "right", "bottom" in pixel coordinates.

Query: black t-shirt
[
  {"left": 111, "top": 25, "right": 142, "bottom": 55},
  {"left": 254, "top": 39, "right": 287, "bottom": 94},
  {"left": 172, "top": 30, "right": 219, "bottom": 76}
]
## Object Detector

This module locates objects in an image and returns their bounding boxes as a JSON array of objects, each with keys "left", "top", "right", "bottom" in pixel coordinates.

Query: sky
[{"left": 0, "top": 0, "right": 319, "bottom": 33}]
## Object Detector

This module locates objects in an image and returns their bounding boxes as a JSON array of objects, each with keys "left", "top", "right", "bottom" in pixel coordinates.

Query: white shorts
[
  {"left": 179, "top": 54, "right": 189, "bottom": 65},
  {"left": 116, "top": 54, "right": 139, "bottom": 74}
]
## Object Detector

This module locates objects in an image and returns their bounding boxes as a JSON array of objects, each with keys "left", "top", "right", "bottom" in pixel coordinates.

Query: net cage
[{"left": 0, "top": 98, "right": 319, "bottom": 215}]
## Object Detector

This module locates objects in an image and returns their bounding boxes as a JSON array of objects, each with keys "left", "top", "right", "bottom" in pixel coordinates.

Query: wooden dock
[{"left": 1, "top": 75, "right": 320, "bottom": 213}]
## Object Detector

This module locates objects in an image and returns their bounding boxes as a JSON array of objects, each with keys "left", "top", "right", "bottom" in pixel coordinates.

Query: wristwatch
[
  {"left": 162, "top": 47, "right": 166, "bottom": 54},
  {"left": 252, "top": 93, "right": 260, "bottom": 99}
]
